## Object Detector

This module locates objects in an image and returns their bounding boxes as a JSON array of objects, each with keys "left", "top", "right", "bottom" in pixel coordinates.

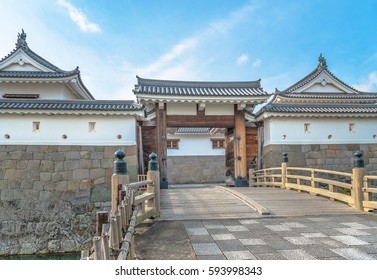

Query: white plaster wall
[
  {"left": 0, "top": 83, "right": 78, "bottom": 99},
  {"left": 305, "top": 83, "right": 344, "bottom": 93},
  {"left": 264, "top": 118, "right": 377, "bottom": 145},
  {"left": 166, "top": 103, "right": 196, "bottom": 115},
  {"left": 205, "top": 103, "right": 234, "bottom": 115},
  {"left": 0, "top": 114, "right": 136, "bottom": 145},
  {"left": 167, "top": 134, "right": 225, "bottom": 156}
]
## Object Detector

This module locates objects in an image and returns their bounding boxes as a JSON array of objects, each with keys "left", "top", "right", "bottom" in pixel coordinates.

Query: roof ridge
[
  {"left": 136, "top": 76, "right": 262, "bottom": 88},
  {"left": 282, "top": 55, "right": 360, "bottom": 94}
]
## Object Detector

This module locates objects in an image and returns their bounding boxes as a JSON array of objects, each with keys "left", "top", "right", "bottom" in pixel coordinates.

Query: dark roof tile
[
  {"left": 134, "top": 76, "right": 268, "bottom": 97},
  {"left": 0, "top": 99, "right": 143, "bottom": 111}
]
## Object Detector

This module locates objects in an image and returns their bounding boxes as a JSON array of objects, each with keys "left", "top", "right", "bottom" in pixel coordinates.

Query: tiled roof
[
  {"left": 282, "top": 55, "right": 359, "bottom": 94},
  {"left": 259, "top": 103, "right": 377, "bottom": 115},
  {"left": 0, "top": 30, "right": 94, "bottom": 100},
  {"left": 134, "top": 76, "right": 268, "bottom": 97},
  {"left": 175, "top": 127, "right": 212, "bottom": 134},
  {"left": 280, "top": 92, "right": 377, "bottom": 99},
  {"left": 0, "top": 70, "right": 79, "bottom": 79},
  {"left": 0, "top": 99, "right": 143, "bottom": 111},
  {"left": 0, "top": 30, "right": 63, "bottom": 73}
]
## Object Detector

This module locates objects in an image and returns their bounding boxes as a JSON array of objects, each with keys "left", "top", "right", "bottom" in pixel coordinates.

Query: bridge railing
[
  {"left": 250, "top": 151, "right": 376, "bottom": 212},
  {"left": 81, "top": 151, "right": 160, "bottom": 260},
  {"left": 363, "top": 175, "right": 377, "bottom": 212}
]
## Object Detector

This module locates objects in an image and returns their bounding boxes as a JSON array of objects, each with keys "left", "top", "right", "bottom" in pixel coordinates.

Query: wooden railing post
[
  {"left": 352, "top": 151, "right": 366, "bottom": 210},
  {"left": 112, "top": 149, "right": 129, "bottom": 215},
  {"left": 248, "top": 160, "right": 255, "bottom": 187},
  {"left": 281, "top": 152, "right": 288, "bottom": 189},
  {"left": 147, "top": 152, "right": 160, "bottom": 216}
]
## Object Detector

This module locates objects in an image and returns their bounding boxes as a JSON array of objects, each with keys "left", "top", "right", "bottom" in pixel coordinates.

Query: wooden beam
[
  {"left": 234, "top": 106, "right": 247, "bottom": 178},
  {"left": 156, "top": 103, "right": 167, "bottom": 182},
  {"left": 167, "top": 115, "right": 235, "bottom": 128}
]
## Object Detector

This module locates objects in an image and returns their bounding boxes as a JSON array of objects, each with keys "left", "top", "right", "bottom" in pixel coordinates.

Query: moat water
[{"left": 0, "top": 252, "right": 80, "bottom": 260}]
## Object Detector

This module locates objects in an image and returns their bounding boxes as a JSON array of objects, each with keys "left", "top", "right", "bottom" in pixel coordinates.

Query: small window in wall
[
  {"left": 304, "top": 123, "right": 311, "bottom": 133},
  {"left": 211, "top": 139, "right": 225, "bottom": 149},
  {"left": 167, "top": 139, "right": 179, "bottom": 149},
  {"left": 88, "top": 122, "right": 96, "bottom": 133},
  {"left": 33, "top": 121, "right": 40, "bottom": 132},
  {"left": 349, "top": 123, "right": 356, "bottom": 133}
]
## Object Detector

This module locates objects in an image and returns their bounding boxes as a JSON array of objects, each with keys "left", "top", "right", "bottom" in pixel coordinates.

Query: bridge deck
[{"left": 160, "top": 185, "right": 362, "bottom": 220}]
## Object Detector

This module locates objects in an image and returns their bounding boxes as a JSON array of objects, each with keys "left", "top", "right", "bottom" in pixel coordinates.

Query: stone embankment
[{"left": 0, "top": 145, "right": 137, "bottom": 256}]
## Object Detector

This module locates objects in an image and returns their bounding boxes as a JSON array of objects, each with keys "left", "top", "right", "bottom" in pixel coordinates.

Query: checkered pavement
[{"left": 184, "top": 215, "right": 377, "bottom": 260}]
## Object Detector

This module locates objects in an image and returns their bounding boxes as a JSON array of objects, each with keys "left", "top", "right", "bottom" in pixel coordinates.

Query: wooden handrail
[{"left": 250, "top": 163, "right": 375, "bottom": 212}]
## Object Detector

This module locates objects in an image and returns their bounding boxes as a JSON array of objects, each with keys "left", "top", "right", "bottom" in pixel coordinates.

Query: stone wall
[
  {"left": 167, "top": 155, "right": 225, "bottom": 184},
  {"left": 0, "top": 145, "right": 137, "bottom": 256},
  {"left": 263, "top": 144, "right": 377, "bottom": 173}
]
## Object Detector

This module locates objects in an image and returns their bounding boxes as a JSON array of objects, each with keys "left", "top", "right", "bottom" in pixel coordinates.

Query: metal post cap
[
  {"left": 114, "top": 149, "right": 127, "bottom": 175},
  {"left": 114, "top": 149, "right": 126, "bottom": 160},
  {"left": 282, "top": 152, "right": 288, "bottom": 163},
  {"left": 249, "top": 161, "right": 255, "bottom": 169},
  {"left": 354, "top": 151, "right": 364, "bottom": 168},
  {"left": 148, "top": 152, "right": 159, "bottom": 171}
]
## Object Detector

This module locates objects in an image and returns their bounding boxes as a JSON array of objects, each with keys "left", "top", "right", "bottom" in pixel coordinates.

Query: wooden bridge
[{"left": 83, "top": 150, "right": 377, "bottom": 260}]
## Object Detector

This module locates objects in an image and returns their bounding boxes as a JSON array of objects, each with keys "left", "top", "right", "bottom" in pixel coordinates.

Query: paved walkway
[{"left": 135, "top": 185, "right": 377, "bottom": 260}]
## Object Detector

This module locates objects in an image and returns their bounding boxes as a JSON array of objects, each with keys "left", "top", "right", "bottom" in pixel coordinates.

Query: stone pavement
[
  {"left": 135, "top": 185, "right": 377, "bottom": 260},
  {"left": 184, "top": 214, "right": 377, "bottom": 260},
  {"left": 135, "top": 214, "right": 377, "bottom": 260}
]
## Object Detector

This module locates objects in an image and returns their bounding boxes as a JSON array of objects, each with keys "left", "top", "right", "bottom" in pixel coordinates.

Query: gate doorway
[{"left": 134, "top": 77, "right": 268, "bottom": 187}]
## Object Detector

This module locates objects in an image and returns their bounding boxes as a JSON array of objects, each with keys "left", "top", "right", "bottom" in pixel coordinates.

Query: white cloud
[
  {"left": 57, "top": 0, "right": 101, "bottom": 33},
  {"left": 354, "top": 72, "right": 377, "bottom": 92},
  {"left": 133, "top": 2, "right": 256, "bottom": 82},
  {"left": 252, "top": 58, "right": 261, "bottom": 68},
  {"left": 237, "top": 54, "right": 249, "bottom": 66}
]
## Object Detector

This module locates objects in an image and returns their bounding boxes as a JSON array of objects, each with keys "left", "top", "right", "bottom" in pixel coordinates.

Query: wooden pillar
[
  {"left": 234, "top": 106, "right": 247, "bottom": 179},
  {"left": 111, "top": 149, "right": 129, "bottom": 215},
  {"left": 156, "top": 102, "right": 168, "bottom": 186},
  {"left": 352, "top": 151, "right": 366, "bottom": 210}
]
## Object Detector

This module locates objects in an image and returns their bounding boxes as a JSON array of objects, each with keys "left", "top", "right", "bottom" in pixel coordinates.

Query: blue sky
[{"left": 1, "top": 0, "right": 377, "bottom": 100}]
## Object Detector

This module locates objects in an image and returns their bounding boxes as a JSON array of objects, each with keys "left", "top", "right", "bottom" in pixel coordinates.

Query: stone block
[
  {"left": 61, "top": 171, "right": 73, "bottom": 180},
  {"left": 33, "top": 152, "right": 44, "bottom": 160},
  {"left": 40, "top": 160, "right": 54, "bottom": 172},
  {"left": 65, "top": 151, "right": 80, "bottom": 160},
  {"left": 40, "top": 172, "right": 52, "bottom": 182},
  {"left": 80, "top": 159, "right": 92, "bottom": 169},
  {"left": 301, "top": 145, "right": 312, "bottom": 153},
  {"left": 14, "top": 169, "right": 27, "bottom": 179},
  {"left": 56, "top": 181, "right": 68, "bottom": 192},
  {"left": 1, "top": 189, "right": 14, "bottom": 201},
  {"left": 79, "top": 179, "right": 95, "bottom": 189},
  {"left": 26, "top": 170, "right": 40, "bottom": 180},
  {"left": 50, "top": 152, "right": 65, "bottom": 162},
  {"left": 39, "top": 191, "right": 51, "bottom": 201},
  {"left": 64, "top": 160, "right": 80, "bottom": 171},
  {"left": 79, "top": 151, "right": 91, "bottom": 159},
  {"left": 68, "top": 180, "right": 80, "bottom": 191},
  {"left": 27, "top": 160, "right": 41, "bottom": 170},
  {"left": 43, "top": 181, "right": 55, "bottom": 191},
  {"left": 9, "top": 151, "right": 23, "bottom": 160},
  {"left": 91, "top": 152, "right": 104, "bottom": 160},
  {"left": 73, "top": 169, "right": 89, "bottom": 180},
  {"left": 92, "top": 159, "right": 101, "bottom": 168},
  {"left": 104, "top": 146, "right": 116, "bottom": 158},
  {"left": 20, "top": 180, "right": 33, "bottom": 189},
  {"left": 33, "top": 181, "right": 45, "bottom": 191},
  {"left": 51, "top": 172, "right": 62, "bottom": 182},
  {"left": 16, "top": 160, "right": 28, "bottom": 169},
  {"left": 89, "top": 168, "right": 105, "bottom": 180},
  {"left": 90, "top": 184, "right": 111, "bottom": 203},
  {"left": 4, "top": 169, "right": 15, "bottom": 180},
  {"left": 54, "top": 162, "right": 64, "bottom": 172},
  {"left": 100, "top": 158, "right": 113, "bottom": 169}
]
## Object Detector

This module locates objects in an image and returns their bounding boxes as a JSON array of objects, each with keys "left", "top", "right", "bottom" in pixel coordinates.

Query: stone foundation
[
  {"left": 167, "top": 155, "right": 225, "bottom": 184},
  {"left": 263, "top": 144, "right": 377, "bottom": 174},
  {"left": 0, "top": 145, "right": 137, "bottom": 256}
]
